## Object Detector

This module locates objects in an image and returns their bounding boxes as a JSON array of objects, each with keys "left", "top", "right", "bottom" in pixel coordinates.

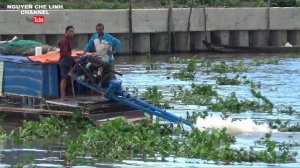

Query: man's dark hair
[
  {"left": 65, "top": 25, "right": 74, "bottom": 32},
  {"left": 96, "top": 23, "right": 104, "bottom": 28}
]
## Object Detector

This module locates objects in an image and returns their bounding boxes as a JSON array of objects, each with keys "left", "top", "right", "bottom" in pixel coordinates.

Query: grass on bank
[{"left": 2, "top": 0, "right": 300, "bottom": 9}]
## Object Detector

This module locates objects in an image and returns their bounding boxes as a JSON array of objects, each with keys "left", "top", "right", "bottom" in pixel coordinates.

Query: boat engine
[{"left": 75, "top": 54, "right": 121, "bottom": 91}]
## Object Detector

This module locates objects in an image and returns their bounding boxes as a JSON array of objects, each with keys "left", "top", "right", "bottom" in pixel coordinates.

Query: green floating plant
[
  {"left": 0, "top": 127, "right": 7, "bottom": 140},
  {"left": 168, "top": 55, "right": 198, "bottom": 64},
  {"left": 65, "top": 117, "right": 297, "bottom": 164},
  {"left": 11, "top": 116, "right": 65, "bottom": 143},
  {"left": 252, "top": 58, "right": 280, "bottom": 66},
  {"left": 209, "top": 91, "right": 274, "bottom": 113},
  {"left": 216, "top": 75, "right": 261, "bottom": 88},
  {"left": 10, "top": 157, "right": 34, "bottom": 168},
  {"left": 269, "top": 119, "right": 300, "bottom": 132},
  {"left": 173, "top": 71, "right": 195, "bottom": 80},
  {"left": 216, "top": 75, "right": 241, "bottom": 85},
  {"left": 186, "top": 111, "right": 209, "bottom": 122},
  {"left": 211, "top": 61, "right": 249, "bottom": 73},
  {"left": 142, "top": 86, "right": 171, "bottom": 108},
  {"left": 276, "top": 106, "right": 296, "bottom": 115},
  {"left": 173, "top": 57, "right": 197, "bottom": 80},
  {"left": 145, "top": 64, "right": 161, "bottom": 71},
  {"left": 199, "top": 60, "right": 249, "bottom": 74},
  {"left": 168, "top": 56, "right": 189, "bottom": 64},
  {"left": 173, "top": 83, "right": 218, "bottom": 105},
  {"left": 254, "top": 133, "right": 298, "bottom": 163}
]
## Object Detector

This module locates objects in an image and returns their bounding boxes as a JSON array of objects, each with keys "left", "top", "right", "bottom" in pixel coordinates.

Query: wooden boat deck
[
  {"left": 0, "top": 94, "right": 148, "bottom": 126},
  {"left": 45, "top": 96, "right": 106, "bottom": 108}
]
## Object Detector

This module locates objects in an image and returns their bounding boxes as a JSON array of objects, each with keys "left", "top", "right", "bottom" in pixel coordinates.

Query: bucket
[{"left": 35, "top": 46, "right": 42, "bottom": 56}]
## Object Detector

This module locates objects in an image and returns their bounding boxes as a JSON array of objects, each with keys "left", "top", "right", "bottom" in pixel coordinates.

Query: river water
[{"left": 0, "top": 53, "right": 300, "bottom": 167}]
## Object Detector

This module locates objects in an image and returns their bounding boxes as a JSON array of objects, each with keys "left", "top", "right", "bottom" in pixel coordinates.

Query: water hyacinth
[{"left": 65, "top": 118, "right": 297, "bottom": 163}]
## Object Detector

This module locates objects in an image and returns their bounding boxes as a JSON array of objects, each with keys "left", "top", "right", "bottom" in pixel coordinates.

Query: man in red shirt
[{"left": 58, "top": 25, "right": 75, "bottom": 100}]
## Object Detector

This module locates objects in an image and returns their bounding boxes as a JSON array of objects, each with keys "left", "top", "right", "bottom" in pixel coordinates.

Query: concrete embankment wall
[{"left": 1, "top": 8, "right": 300, "bottom": 54}]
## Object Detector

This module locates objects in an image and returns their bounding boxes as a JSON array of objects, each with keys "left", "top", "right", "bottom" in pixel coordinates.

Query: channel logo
[{"left": 32, "top": 15, "right": 45, "bottom": 24}]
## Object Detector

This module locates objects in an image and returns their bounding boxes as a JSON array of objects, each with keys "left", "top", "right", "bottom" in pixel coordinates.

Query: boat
[
  {"left": 202, "top": 40, "right": 300, "bottom": 53},
  {"left": 0, "top": 51, "right": 147, "bottom": 126},
  {"left": 0, "top": 51, "right": 193, "bottom": 127}
]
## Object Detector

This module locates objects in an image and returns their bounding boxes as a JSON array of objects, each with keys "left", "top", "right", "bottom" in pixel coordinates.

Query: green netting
[{"left": 0, "top": 40, "right": 42, "bottom": 55}]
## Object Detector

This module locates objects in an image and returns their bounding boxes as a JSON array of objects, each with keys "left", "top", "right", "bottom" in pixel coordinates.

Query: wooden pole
[
  {"left": 128, "top": 0, "right": 133, "bottom": 54},
  {"left": 202, "top": 0, "right": 208, "bottom": 41},
  {"left": 267, "top": 0, "right": 271, "bottom": 46},
  {"left": 167, "top": 0, "right": 174, "bottom": 53},
  {"left": 71, "top": 77, "right": 76, "bottom": 99},
  {"left": 186, "top": 0, "right": 193, "bottom": 48}
]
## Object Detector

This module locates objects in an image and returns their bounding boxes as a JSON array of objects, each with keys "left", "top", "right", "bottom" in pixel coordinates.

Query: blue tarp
[
  {"left": 0, "top": 54, "right": 37, "bottom": 64},
  {"left": 3, "top": 62, "right": 59, "bottom": 97}
]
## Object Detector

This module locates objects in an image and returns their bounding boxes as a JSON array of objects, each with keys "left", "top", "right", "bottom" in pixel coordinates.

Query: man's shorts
[
  {"left": 59, "top": 64, "right": 72, "bottom": 80},
  {"left": 59, "top": 57, "right": 74, "bottom": 80}
]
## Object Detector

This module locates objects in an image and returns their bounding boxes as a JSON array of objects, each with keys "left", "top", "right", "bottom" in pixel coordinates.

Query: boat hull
[{"left": 203, "top": 40, "right": 300, "bottom": 53}]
